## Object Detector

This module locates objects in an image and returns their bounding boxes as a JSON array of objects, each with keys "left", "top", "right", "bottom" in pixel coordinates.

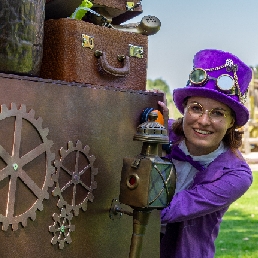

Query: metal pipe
[
  {"left": 112, "top": 16, "right": 161, "bottom": 36},
  {"left": 129, "top": 210, "right": 151, "bottom": 258},
  {"left": 140, "top": 142, "right": 159, "bottom": 156}
]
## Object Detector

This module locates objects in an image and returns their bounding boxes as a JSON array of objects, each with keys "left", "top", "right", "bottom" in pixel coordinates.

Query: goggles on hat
[{"left": 187, "top": 59, "right": 247, "bottom": 104}]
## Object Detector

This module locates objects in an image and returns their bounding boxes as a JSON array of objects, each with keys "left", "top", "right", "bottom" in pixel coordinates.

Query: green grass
[{"left": 215, "top": 171, "right": 258, "bottom": 258}]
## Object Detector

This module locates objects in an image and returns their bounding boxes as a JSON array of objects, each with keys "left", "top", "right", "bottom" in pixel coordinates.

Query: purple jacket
[{"left": 160, "top": 123, "right": 252, "bottom": 258}]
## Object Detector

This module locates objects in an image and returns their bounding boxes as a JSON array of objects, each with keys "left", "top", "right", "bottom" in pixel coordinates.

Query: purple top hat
[{"left": 173, "top": 49, "right": 252, "bottom": 126}]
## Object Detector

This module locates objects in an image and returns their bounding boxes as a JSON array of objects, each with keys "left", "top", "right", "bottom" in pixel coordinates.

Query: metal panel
[{"left": 0, "top": 73, "right": 162, "bottom": 258}]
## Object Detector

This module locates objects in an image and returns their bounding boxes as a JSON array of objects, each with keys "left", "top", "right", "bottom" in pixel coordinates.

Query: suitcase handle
[{"left": 94, "top": 50, "right": 130, "bottom": 77}]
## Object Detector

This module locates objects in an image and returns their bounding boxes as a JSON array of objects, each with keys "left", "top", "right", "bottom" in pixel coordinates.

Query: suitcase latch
[
  {"left": 129, "top": 44, "right": 144, "bottom": 58},
  {"left": 82, "top": 34, "right": 94, "bottom": 49}
]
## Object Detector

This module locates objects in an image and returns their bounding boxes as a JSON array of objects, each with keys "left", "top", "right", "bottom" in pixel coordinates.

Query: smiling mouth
[{"left": 194, "top": 129, "right": 213, "bottom": 135}]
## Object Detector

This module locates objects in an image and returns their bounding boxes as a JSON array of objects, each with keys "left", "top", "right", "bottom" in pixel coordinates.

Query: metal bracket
[
  {"left": 109, "top": 199, "right": 133, "bottom": 220},
  {"left": 131, "top": 158, "right": 141, "bottom": 168},
  {"left": 82, "top": 34, "right": 94, "bottom": 49},
  {"left": 129, "top": 44, "right": 144, "bottom": 58}
]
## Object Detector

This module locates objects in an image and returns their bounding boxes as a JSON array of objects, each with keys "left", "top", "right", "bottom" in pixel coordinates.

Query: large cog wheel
[
  {"left": 52, "top": 140, "right": 98, "bottom": 216},
  {"left": 0, "top": 103, "right": 55, "bottom": 231}
]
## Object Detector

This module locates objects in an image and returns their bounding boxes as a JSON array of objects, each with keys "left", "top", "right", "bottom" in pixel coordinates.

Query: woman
[{"left": 159, "top": 49, "right": 253, "bottom": 258}]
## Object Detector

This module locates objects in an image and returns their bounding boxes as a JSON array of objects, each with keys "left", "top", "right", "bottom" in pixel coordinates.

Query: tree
[{"left": 146, "top": 78, "right": 181, "bottom": 119}]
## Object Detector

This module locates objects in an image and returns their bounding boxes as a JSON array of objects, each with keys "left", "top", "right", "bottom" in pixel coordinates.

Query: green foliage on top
[
  {"left": 146, "top": 78, "right": 182, "bottom": 119},
  {"left": 147, "top": 78, "right": 173, "bottom": 104}
]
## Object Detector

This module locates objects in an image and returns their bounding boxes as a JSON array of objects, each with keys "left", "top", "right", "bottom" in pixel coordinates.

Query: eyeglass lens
[{"left": 187, "top": 103, "right": 227, "bottom": 122}]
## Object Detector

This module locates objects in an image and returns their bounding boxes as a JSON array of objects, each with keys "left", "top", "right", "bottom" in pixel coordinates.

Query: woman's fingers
[{"left": 158, "top": 101, "right": 169, "bottom": 112}]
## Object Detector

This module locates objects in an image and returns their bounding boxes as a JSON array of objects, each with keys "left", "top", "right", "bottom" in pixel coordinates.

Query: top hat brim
[{"left": 173, "top": 87, "right": 249, "bottom": 126}]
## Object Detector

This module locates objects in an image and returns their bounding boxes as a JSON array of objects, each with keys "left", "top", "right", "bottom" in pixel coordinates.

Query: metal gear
[
  {"left": 49, "top": 208, "right": 75, "bottom": 249},
  {"left": 52, "top": 140, "right": 98, "bottom": 216},
  {"left": 0, "top": 103, "right": 55, "bottom": 231}
]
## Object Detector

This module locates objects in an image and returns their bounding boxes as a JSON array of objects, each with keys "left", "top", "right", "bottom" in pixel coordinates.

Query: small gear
[
  {"left": 49, "top": 208, "right": 75, "bottom": 249},
  {"left": 52, "top": 140, "right": 98, "bottom": 216},
  {"left": 0, "top": 103, "right": 55, "bottom": 231}
]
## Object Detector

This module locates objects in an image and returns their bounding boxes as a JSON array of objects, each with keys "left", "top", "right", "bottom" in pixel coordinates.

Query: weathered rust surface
[
  {"left": 0, "top": 73, "right": 162, "bottom": 258},
  {"left": 0, "top": 0, "right": 44, "bottom": 76}
]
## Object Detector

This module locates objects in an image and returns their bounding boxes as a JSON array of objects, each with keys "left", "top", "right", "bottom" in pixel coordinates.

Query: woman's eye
[
  {"left": 211, "top": 110, "right": 225, "bottom": 117},
  {"left": 191, "top": 105, "right": 202, "bottom": 112}
]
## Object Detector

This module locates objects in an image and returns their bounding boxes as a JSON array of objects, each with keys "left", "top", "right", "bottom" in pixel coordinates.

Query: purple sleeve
[{"left": 161, "top": 164, "right": 252, "bottom": 223}]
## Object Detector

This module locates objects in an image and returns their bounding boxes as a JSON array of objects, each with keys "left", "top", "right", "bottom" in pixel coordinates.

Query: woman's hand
[
  {"left": 147, "top": 89, "right": 169, "bottom": 113},
  {"left": 158, "top": 101, "right": 169, "bottom": 112},
  {"left": 158, "top": 100, "right": 169, "bottom": 128}
]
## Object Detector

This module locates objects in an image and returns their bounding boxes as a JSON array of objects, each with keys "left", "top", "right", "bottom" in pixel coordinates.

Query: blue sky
[{"left": 129, "top": 0, "right": 258, "bottom": 92}]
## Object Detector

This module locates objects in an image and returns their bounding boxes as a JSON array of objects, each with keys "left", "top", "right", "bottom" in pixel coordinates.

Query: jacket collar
[{"left": 192, "top": 149, "right": 249, "bottom": 185}]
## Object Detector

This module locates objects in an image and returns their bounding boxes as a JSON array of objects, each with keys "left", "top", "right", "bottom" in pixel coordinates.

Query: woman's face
[{"left": 183, "top": 96, "right": 235, "bottom": 156}]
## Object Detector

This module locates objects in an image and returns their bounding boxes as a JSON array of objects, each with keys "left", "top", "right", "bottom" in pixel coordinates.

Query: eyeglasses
[
  {"left": 186, "top": 102, "right": 230, "bottom": 123},
  {"left": 187, "top": 59, "right": 247, "bottom": 104}
]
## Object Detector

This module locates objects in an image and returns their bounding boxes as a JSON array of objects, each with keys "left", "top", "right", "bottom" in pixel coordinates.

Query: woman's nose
[{"left": 198, "top": 110, "right": 211, "bottom": 124}]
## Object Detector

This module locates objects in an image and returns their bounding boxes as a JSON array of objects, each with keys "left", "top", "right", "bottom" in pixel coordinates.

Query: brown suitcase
[{"left": 40, "top": 19, "right": 148, "bottom": 91}]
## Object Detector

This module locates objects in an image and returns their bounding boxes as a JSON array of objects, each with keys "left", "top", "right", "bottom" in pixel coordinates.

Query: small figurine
[{"left": 70, "top": 0, "right": 93, "bottom": 20}]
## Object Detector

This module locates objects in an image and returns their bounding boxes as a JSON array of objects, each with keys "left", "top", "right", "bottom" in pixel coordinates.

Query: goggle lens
[
  {"left": 217, "top": 75, "right": 235, "bottom": 91},
  {"left": 189, "top": 69, "right": 207, "bottom": 84}
]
